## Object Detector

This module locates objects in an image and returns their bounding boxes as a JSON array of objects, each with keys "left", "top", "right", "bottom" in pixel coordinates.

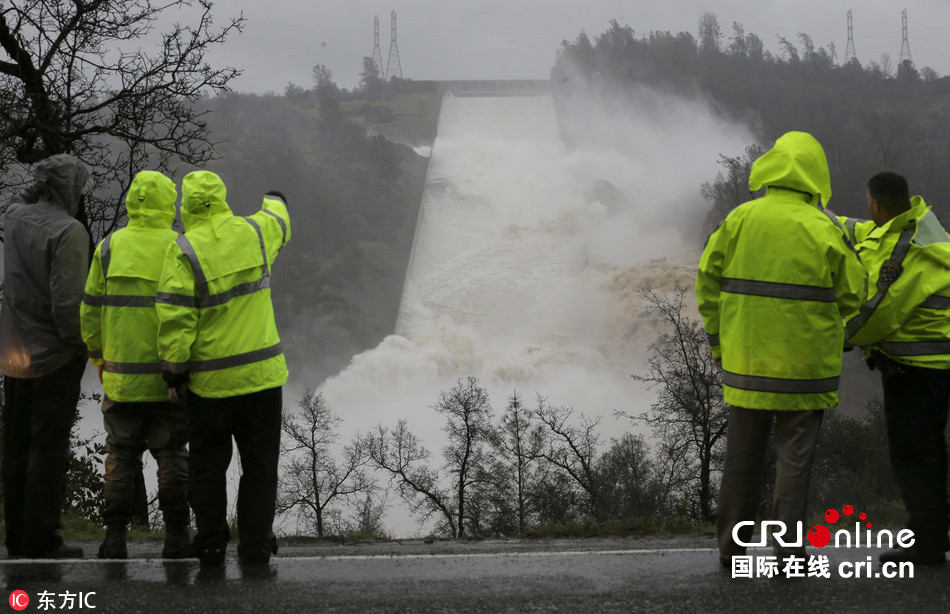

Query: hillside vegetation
[
  {"left": 198, "top": 84, "right": 441, "bottom": 386},
  {"left": 552, "top": 17, "right": 950, "bottom": 225}
]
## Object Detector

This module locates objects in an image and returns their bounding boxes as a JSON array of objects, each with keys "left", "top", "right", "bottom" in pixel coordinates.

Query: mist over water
[
  {"left": 318, "top": 87, "right": 753, "bottom": 536},
  {"left": 325, "top": 95, "right": 640, "bottom": 439}
]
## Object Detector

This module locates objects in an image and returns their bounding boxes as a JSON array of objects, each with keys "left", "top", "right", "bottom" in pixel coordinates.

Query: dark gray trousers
[
  {"left": 2, "top": 354, "right": 85, "bottom": 555},
  {"left": 717, "top": 406, "right": 824, "bottom": 558}
]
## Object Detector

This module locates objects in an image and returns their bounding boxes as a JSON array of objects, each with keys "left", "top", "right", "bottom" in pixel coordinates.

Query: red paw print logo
[{"left": 808, "top": 504, "right": 870, "bottom": 548}]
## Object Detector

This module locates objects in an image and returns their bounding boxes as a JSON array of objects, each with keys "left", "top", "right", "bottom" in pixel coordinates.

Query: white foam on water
[{"left": 315, "top": 87, "right": 754, "bottom": 536}]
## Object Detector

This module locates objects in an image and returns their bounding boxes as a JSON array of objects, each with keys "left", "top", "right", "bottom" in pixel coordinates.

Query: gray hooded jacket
[{"left": 0, "top": 154, "right": 91, "bottom": 378}]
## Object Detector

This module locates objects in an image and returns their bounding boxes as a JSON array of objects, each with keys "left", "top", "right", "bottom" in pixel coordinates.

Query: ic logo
[{"left": 8, "top": 591, "right": 29, "bottom": 611}]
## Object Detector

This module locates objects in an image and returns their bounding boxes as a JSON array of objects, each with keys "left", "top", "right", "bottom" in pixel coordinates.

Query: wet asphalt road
[{"left": 2, "top": 535, "right": 949, "bottom": 613}]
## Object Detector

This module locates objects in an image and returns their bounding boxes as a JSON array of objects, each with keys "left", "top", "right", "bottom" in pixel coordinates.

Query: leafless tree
[
  {"left": 868, "top": 111, "right": 914, "bottom": 168},
  {"left": 342, "top": 491, "right": 388, "bottom": 538},
  {"left": 366, "top": 377, "right": 495, "bottom": 538},
  {"left": 700, "top": 143, "right": 763, "bottom": 235},
  {"left": 277, "top": 390, "right": 374, "bottom": 538},
  {"left": 597, "top": 433, "right": 665, "bottom": 520},
  {"left": 534, "top": 396, "right": 603, "bottom": 522},
  {"left": 0, "top": 0, "right": 244, "bottom": 241},
  {"left": 879, "top": 53, "right": 893, "bottom": 77},
  {"left": 435, "top": 377, "right": 494, "bottom": 538},
  {"left": 366, "top": 419, "right": 457, "bottom": 537},
  {"left": 626, "top": 288, "right": 727, "bottom": 522}
]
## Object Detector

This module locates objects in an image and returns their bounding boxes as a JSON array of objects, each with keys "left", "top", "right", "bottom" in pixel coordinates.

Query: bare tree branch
[
  {"left": 0, "top": 0, "right": 244, "bottom": 242},
  {"left": 625, "top": 287, "right": 727, "bottom": 522},
  {"left": 277, "top": 390, "right": 374, "bottom": 538},
  {"left": 534, "top": 396, "right": 603, "bottom": 521}
]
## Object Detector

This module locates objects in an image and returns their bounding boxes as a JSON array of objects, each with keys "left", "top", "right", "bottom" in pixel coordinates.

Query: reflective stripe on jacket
[
  {"left": 81, "top": 171, "right": 178, "bottom": 401},
  {"left": 843, "top": 197, "right": 950, "bottom": 369},
  {"left": 156, "top": 171, "right": 290, "bottom": 398},
  {"left": 696, "top": 132, "right": 867, "bottom": 410}
]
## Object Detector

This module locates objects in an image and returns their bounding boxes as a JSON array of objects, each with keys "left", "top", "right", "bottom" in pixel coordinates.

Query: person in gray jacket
[{"left": 1, "top": 154, "right": 91, "bottom": 558}]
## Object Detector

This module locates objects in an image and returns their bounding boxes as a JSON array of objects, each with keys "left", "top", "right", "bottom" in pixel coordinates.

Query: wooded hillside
[{"left": 197, "top": 84, "right": 440, "bottom": 386}]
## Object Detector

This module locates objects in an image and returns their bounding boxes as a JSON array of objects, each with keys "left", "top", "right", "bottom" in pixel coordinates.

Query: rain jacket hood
[
  {"left": 126, "top": 170, "right": 177, "bottom": 229},
  {"left": 34, "top": 154, "right": 91, "bottom": 218},
  {"left": 888, "top": 197, "right": 950, "bottom": 268},
  {"left": 181, "top": 170, "right": 231, "bottom": 230},
  {"left": 749, "top": 131, "right": 832, "bottom": 208}
]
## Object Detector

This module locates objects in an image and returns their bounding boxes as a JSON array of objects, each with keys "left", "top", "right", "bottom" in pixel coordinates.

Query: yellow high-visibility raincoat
[
  {"left": 81, "top": 171, "right": 179, "bottom": 401},
  {"left": 156, "top": 171, "right": 290, "bottom": 398},
  {"left": 696, "top": 132, "right": 867, "bottom": 410},
  {"left": 842, "top": 197, "right": 950, "bottom": 369}
]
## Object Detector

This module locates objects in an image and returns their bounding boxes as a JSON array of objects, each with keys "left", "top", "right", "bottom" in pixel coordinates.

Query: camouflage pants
[{"left": 101, "top": 398, "right": 189, "bottom": 527}]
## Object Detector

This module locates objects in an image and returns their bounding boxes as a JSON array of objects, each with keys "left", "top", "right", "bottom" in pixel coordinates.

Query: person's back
[
  {"left": 156, "top": 170, "right": 290, "bottom": 568},
  {"left": 81, "top": 170, "right": 193, "bottom": 560},
  {"left": 0, "top": 154, "right": 90, "bottom": 378},
  {"left": 1, "top": 154, "right": 90, "bottom": 559},
  {"left": 157, "top": 170, "right": 289, "bottom": 397},
  {"left": 83, "top": 170, "right": 179, "bottom": 400},
  {"left": 697, "top": 131, "right": 867, "bottom": 571},
  {"left": 697, "top": 131, "right": 866, "bottom": 410}
]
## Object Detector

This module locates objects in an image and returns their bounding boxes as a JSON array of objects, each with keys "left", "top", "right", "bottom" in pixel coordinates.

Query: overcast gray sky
[{"left": 192, "top": 1, "right": 950, "bottom": 94}]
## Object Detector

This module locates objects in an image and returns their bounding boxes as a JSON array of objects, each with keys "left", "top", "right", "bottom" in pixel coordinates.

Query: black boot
[
  {"left": 197, "top": 544, "right": 227, "bottom": 568},
  {"left": 238, "top": 532, "right": 278, "bottom": 566},
  {"left": 162, "top": 524, "right": 194, "bottom": 559},
  {"left": 158, "top": 485, "right": 193, "bottom": 559},
  {"left": 98, "top": 524, "right": 128, "bottom": 560}
]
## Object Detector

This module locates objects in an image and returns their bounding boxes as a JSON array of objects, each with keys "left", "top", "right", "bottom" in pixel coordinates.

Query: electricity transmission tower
[
  {"left": 386, "top": 10, "right": 403, "bottom": 80},
  {"left": 844, "top": 9, "right": 856, "bottom": 63},
  {"left": 900, "top": 9, "right": 912, "bottom": 64},
  {"left": 372, "top": 15, "right": 385, "bottom": 78}
]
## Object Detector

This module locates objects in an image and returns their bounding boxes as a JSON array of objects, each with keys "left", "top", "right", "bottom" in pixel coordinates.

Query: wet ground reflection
[{"left": 2, "top": 559, "right": 277, "bottom": 586}]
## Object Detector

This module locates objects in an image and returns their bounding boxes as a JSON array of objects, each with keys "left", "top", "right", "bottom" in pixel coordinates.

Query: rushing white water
[
  {"left": 317, "top": 89, "right": 753, "bottom": 536},
  {"left": 326, "top": 96, "right": 643, "bottom": 442}
]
